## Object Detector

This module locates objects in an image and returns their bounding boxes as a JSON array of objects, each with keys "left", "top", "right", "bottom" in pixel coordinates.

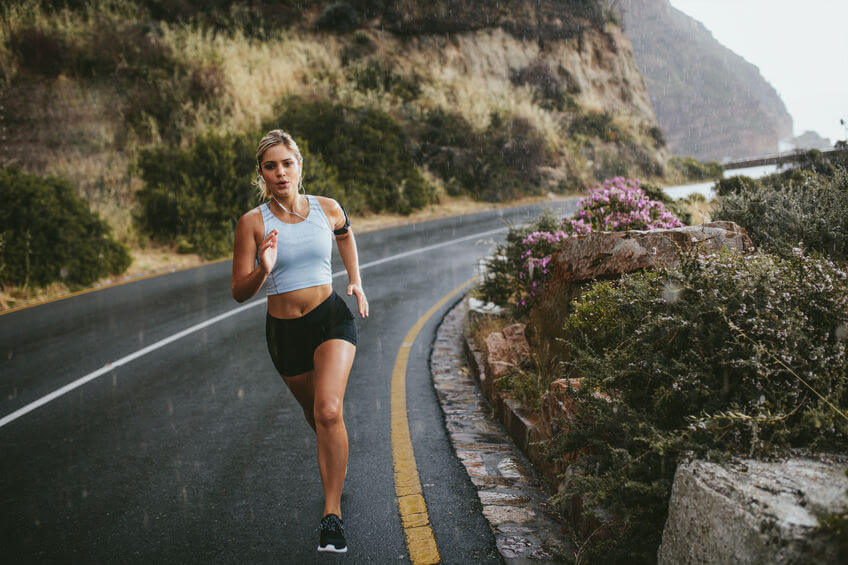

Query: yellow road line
[{"left": 391, "top": 276, "right": 477, "bottom": 565}]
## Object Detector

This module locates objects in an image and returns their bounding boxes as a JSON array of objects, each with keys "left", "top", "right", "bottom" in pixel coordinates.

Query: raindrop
[
  {"left": 238, "top": 388, "right": 245, "bottom": 399},
  {"left": 81, "top": 488, "right": 88, "bottom": 498},
  {"left": 167, "top": 398, "right": 174, "bottom": 415},
  {"left": 7, "top": 349, "right": 12, "bottom": 360},
  {"left": 60, "top": 267, "right": 68, "bottom": 279},
  {"left": 837, "top": 324, "right": 847, "bottom": 341}
]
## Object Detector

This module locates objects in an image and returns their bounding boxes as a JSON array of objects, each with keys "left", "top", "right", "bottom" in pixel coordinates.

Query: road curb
[{"left": 430, "top": 296, "right": 572, "bottom": 562}]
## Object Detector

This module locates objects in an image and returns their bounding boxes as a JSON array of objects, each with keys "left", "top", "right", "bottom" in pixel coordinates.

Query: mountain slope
[{"left": 620, "top": 0, "right": 792, "bottom": 160}]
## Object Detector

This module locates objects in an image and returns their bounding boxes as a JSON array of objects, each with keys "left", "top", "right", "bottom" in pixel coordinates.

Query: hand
[
  {"left": 258, "top": 230, "right": 277, "bottom": 274},
  {"left": 347, "top": 282, "right": 369, "bottom": 318}
]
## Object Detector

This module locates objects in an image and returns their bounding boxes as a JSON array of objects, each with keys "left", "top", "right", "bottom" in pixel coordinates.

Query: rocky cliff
[{"left": 619, "top": 0, "right": 793, "bottom": 161}]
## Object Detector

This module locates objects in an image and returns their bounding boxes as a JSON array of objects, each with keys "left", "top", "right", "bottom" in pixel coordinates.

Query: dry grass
[{"left": 677, "top": 194, "right": 714, "bottom": 224}]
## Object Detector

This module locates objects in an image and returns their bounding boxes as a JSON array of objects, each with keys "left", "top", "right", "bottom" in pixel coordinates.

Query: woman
[{"left": 231, "top": 130, "right": 368, "bottom": 553}]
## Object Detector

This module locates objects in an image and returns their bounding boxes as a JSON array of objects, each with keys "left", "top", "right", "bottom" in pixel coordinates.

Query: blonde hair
[{"left": 253, "top": 129, "right": 304, "bottom": 200}]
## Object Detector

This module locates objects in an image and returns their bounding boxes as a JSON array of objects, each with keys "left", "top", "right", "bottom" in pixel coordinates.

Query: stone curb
[
  {"left": 431, "top": 296, "right": 572, "bottom": 562},
  {"left": 463, "top": 314, "right": 559, "bottom": 487}
]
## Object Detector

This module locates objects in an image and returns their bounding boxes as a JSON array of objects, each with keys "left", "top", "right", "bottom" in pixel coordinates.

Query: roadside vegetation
[
  {"left": 473, "top": 155, "right": 848, "bottom": 562},
  {"left": 0, "top": 0, "right": 720, "bottom": 303}
]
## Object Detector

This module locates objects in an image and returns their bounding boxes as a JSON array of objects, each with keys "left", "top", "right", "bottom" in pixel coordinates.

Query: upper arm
[
  {"left": 232, "top": 209, "right": 261, "bottom": 281},
  {"left": 317, "top": 196, "right": 350, "bottom": 238}
]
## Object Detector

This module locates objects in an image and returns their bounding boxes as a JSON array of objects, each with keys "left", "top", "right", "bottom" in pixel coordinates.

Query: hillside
[
  {"left": 1, "top": 0, "right": 680, "bottom": 264},
  {"left": 619, "top": 0, "right": 793, "bottom": 161}
]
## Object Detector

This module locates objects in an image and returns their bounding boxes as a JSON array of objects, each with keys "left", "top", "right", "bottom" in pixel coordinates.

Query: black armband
[{"left": 333, "top": 204, "right": 351, "bottom": 236}]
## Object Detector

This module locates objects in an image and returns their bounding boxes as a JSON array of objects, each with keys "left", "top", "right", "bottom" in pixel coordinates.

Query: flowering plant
[
  {"left": 566, "top": 176, "right": 683, "bottom": 234},
  {"left": 516, "top": 229, "right": 570, "bottom": 310}
]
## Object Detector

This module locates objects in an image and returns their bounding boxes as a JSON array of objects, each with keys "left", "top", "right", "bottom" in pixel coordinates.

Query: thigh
[
  {"left": 312, "top": 339, "right": 356, "bottom": 405},
  {"left": 282, "top": 370, "right": 314, "bottom": 407}
]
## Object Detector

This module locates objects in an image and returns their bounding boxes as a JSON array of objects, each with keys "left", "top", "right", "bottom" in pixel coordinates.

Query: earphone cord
[{"left": 272, "top": 196, "right": 333, "bottom": 233}]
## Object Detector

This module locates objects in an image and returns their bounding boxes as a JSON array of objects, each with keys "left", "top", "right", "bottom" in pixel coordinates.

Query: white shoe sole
[{"left": 317, "top": 544, "right": 348, "bottom": 553}]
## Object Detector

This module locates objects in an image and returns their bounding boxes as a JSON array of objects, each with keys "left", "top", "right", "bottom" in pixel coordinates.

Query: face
[{"left": 259, "top": 144, "right": 301, "bottom": 200}]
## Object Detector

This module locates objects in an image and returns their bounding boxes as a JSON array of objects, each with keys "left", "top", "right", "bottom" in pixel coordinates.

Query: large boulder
[
  {"left": 551, "top": 221, "right": 755, "bottom": 284},
  {"left": 529, "top": 222, "right": 755, "bottom": 354},
  {"left": 658, "top": 456, "right": 848, "bottom": 564}
]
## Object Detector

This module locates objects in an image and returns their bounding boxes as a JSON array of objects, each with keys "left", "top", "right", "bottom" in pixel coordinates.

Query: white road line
[{"left": 0, "top": 226, "right": 508, "bottom": 429}]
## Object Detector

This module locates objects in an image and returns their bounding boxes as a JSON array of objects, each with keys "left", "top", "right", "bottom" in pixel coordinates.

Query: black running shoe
[{"left": 317, "top": 514, "right": 347, "bottom": 553}]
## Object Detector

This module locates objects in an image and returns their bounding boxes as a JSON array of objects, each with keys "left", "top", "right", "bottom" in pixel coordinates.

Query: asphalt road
[{"left": 0, "top": 199, "right": 575, "bottom": 563}]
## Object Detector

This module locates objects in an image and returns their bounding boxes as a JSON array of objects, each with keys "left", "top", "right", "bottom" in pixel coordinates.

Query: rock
[
  {"left": 483, "top": 323, "right": 529, "bottom": 381},
  {"left": 551, "top": 221, "right": 755, "bottom": 284},
  {"left": 530, "top": 222, "right": 756, "bottom": 352},
  {"left": 658, "top": 456, "right": 848, "bottom": 564}
]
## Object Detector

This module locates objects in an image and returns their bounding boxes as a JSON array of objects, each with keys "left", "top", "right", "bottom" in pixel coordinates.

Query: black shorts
[{"left": 265, "top": 291, "right": 358, "bottom": 377}]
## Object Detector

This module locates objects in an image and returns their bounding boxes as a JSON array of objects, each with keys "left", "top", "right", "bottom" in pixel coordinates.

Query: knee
[{"left": 314, "top": 401, "right": 342, "bottom": 428}]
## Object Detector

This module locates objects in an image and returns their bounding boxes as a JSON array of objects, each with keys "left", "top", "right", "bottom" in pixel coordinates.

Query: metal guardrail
[{"left": 723, "top": 146, "right": 848, "bottom": 170}]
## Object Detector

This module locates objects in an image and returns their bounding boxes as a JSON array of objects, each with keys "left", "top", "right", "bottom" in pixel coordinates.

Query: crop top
[{"left": 259, "top": 195, "right": 333, "bottom": 295}]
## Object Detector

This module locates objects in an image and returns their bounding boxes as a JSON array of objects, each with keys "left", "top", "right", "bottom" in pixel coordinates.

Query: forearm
[
  {"left": 337, "top": 232, "right": 362, "bottom": 285},
  {"left": 232, "top": 263, "right": 269, "bottom": 302}
]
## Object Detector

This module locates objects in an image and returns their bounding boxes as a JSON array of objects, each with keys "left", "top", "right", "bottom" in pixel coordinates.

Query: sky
[{"left": 668, "top": 0, "right": 848, "bottom": 144}]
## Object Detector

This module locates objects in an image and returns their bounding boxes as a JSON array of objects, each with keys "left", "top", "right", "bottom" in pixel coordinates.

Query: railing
[{"left": 722, "top": 146, "right": 848, "bottom": 170}]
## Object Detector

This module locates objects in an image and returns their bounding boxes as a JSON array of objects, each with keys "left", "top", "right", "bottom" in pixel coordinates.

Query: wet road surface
[{"left": 0, "top": 199, "right": 575, "bottom": 563}]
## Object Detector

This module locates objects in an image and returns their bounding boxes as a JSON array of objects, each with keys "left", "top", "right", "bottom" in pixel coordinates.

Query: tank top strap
[
  {"left": 260, "top": 202, "right": 275, "bottom": 235},
  {"left": 307, "top": 195, "right": 333, "bottom": 230}
]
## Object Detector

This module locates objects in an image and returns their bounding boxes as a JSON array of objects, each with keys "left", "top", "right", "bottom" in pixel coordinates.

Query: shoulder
[
  {"left": 236, "top": 205, "right": 266, "bottom": 233},
  {"left": 314, "top": 195, "right": 344, "bottom": 224}
]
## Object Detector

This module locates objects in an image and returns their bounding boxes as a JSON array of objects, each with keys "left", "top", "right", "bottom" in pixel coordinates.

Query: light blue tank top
[{"left": 260, "top": 195, "right": 333, "bottom": 295}]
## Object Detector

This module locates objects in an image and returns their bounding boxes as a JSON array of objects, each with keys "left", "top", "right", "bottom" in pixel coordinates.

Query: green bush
[
  {"left": 135, "top": 131, "right": 260, "bottom": 258},
  {"left": 670, "top": 156, "right": 723, "bottom": 181},
  {"left": 314, "top": 2, "right": 361, "bottom": 31},
  {"left": 546, "top": 250, "right": 848, "bottom": 562},
  {"left": 715, "top": 174, "right": 762, "bottom": 197},
  {"left": 713, "top": 168, "right": 848, "bottom": 261},
  {"left": 641, "top": 182, "right": 692, "bottom": 225},
  {"left": 417, "top": 109, "right": 548, "bottom": 201},
  {"left": 570, "top": 110, "right": 621, "bottom": 142},
  {"left": 272, "top": 97, "right": 434, "bottom": 214},
  {"left": 0, "top": 166, "right": 131, "bottom": 287},
  {"left": 510, "top": 61, "right": 576, "bottom": 112},
  {"left": 348, "top": 58, "right": 421, "bottom": 102},
  {"left": 475, "top": 208, "right": 565, "bottom": 312}
]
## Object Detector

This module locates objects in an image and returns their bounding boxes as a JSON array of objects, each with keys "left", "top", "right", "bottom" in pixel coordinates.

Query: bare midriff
[{"left": 267, "top": 284, "right": 333, "bottom": 319}]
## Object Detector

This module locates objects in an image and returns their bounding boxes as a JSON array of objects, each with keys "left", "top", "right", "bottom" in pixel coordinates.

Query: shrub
[
  {"left": 0, "top": 166, "right": 131, "bottom": 287},
  {"left": 670, "top": 156, "right": 723, "bottom": 181},
  {"left": 647, "top": 125, "right": 666, "bottom": 148},
  {"left": 135, "top": 131, "right": 260, "bottom": 258},
  {"left": 314, "top": 2, "right": 361, "bottom": 32},
  {"left": 715, "top": 174, "right": 762, "bottom": 197},
  {"left": 476, "top": 179, "right": 685, "bottom": 314},
  {"left": 547, "top": 250, "right": 848, "bottom": 562},
  {"left": 713, "top": 168, "right": 848, "bottom": 261},
  {"left": 510, "top": 61, "right": 575, "bottom": 112},
  {"left": 475, "top": 208, "right": 562, "bottom": 311},
  {"left": 272, "top": 97, "right": 434, "bottom": 214},
  {"left": 570, "top": 111, "right": 621, "bottom": 142},
  {"left": 641, "top": 181, "right": 692, "bottom": 225},
  {"left": 566, "top": 177, "right": 683, "bottom": 234},
  {"left": 417, "top": 110, "right": 548, "bottom": 202},
  {"left": 348, "top": 58, "right": 421, "bottom": 102}
]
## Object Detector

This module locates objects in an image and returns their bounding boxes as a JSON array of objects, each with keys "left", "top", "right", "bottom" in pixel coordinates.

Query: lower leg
[
  {"left": 313, "top": 339, "right": 355, "bottom": 518},
  {"left": 315, "top": 408, "right": 348, "bottom": 517}
]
